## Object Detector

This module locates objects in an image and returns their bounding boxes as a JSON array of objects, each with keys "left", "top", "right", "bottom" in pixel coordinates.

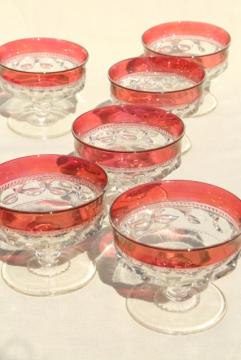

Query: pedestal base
[
  {"left": 181, "top": 134, "right": 192, "bottom": 154},
  {"left": 126, "top": 283, "right": 226, "bottom": 334},
  {"left": 7, "top": 115, "right": 72, "bottom": 139},
  {"left": 192, "top": 92, "right": 217, "bottom": 117},
  {"left": 2, "top": 252, "right": 96, "bottom": 296}
]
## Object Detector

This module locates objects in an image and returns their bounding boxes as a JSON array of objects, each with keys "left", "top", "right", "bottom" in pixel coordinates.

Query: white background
[{"left": 0, "top": 1, "right": 240, "bottom": 359}]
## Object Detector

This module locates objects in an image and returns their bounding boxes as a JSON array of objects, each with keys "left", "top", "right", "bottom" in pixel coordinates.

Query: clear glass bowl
[{"left": 110, "top": 180, "right": 241, "bottom": 334}]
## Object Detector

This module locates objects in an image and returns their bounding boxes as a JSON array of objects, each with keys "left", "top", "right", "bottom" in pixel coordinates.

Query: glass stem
[
  {"left": 204, "top": 79, "right": 211, "bottom": 93},
  {"left": 35, "top": 242, "right": 61, "bottom": 268},
  {"left": 166, "top": 286, "right": 193, "bottom": 302},
  {"left": 28, "top": 242, "right": 70, "bottom": 277},
  {"left": 154, "top": 286, "right": 199, "bottom": 313}
]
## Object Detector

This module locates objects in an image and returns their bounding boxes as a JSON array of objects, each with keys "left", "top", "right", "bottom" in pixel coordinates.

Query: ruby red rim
[
  {"left": 72, "top": 104, "right": 185, "bottom": 154},
  {"left": 0, "top": 154, "right": 107, "bottom": 215},
  {"left": 142, "top": 21, "right": 231, "bottom": 59},
  {"left": 0, "top": 37, "right": 89, "bottom": 75},
  {"left": 108, "top": 56, "right": 205, "bottom": 95},
  {"left": 110, "top": 180, "right": 241, "bottom": 254}
]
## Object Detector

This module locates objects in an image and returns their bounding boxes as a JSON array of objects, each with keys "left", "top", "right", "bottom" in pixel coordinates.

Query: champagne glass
[
  {"left": 0, "top": 38, "right": 88, "bottom": 138},
  {"left": 110, "top": 180, "right": 241, "bottom": 334},
  {"left": 142, "top": 21, "right": 230, "bottom": 116},
  {"left": 0, "top": 154, "right": 107, "bottom": 296},
  {"left": 108, "top": 56, "right": 205, "bottom": 117},
  {"left": 72, "top": 104, "right": 184, "bottom": 207},
  {"left": 108, "top": 56, "right": 205, "bottom": 152}
]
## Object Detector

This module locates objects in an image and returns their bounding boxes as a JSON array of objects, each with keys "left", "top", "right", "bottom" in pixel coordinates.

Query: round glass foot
[
  {"left": 192, "top": 91, "right": 217, "bottom": 117},
  {"left": 2, "top": 252, "right": 96, "bottom": 296},
  {"left": 181, "top": 134, "right": 192, "bottom": 154},
  {"left": 126, "top": 283, "right": 226, "bottom": 334},
  {"left": 96, "top": 99, "right": 112, "bottom": 108},
  {"left": 7, "top": 115, "right": 72, "bottom": 139}
]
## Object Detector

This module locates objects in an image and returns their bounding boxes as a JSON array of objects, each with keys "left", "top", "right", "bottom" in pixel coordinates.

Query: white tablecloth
[{"left": 0, "top": 1, "right": 240, "bottom": 359}]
